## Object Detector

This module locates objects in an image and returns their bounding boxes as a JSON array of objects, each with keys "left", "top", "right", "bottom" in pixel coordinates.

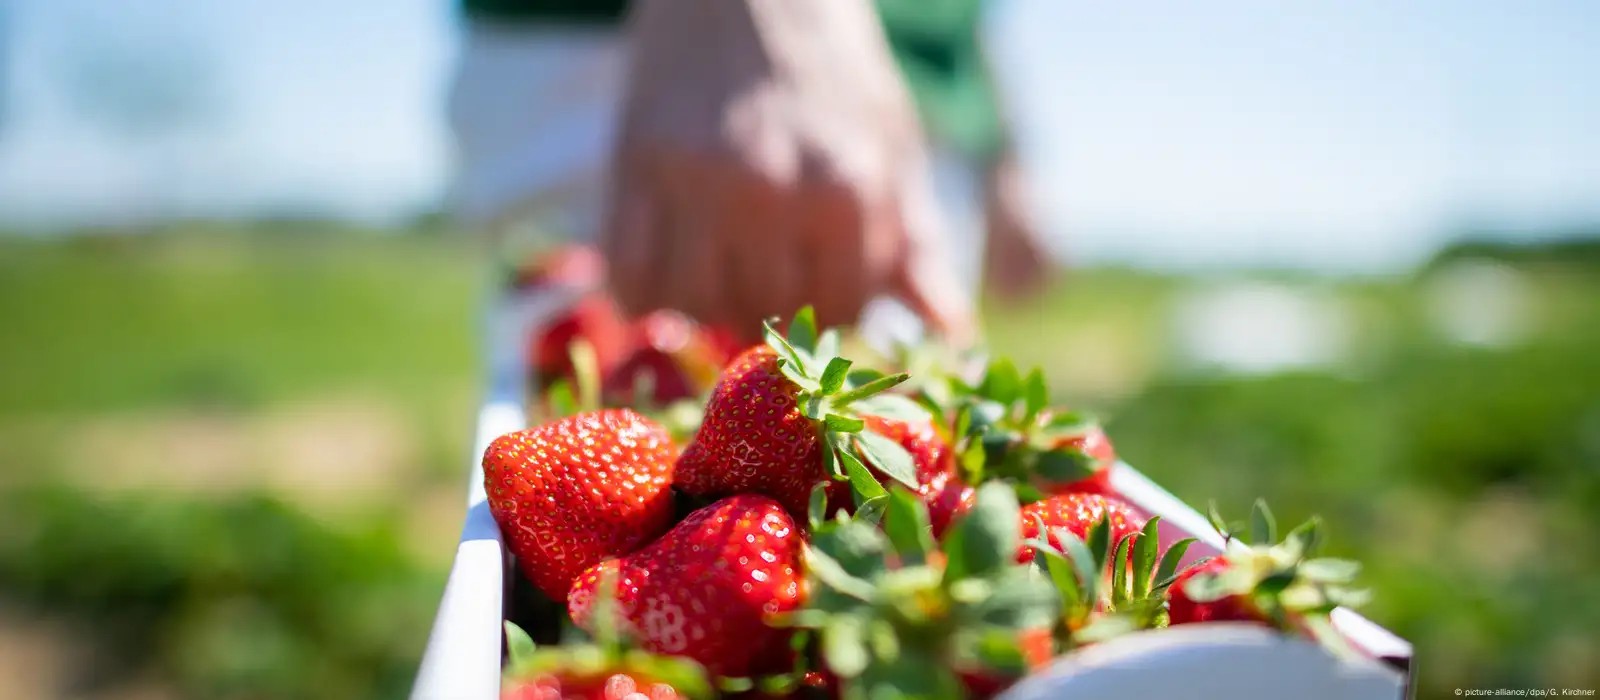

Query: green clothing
[
  {"left": 460, "top": 0, "right": 1005, "bottom": 160},
  {"left": 461, "top": 0, "right": 627, "bottom": 25}
]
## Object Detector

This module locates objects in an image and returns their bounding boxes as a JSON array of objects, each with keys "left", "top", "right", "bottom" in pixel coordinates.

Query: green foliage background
[{"left": 1, "top": 227, "right": 1596, "bottom": 699}]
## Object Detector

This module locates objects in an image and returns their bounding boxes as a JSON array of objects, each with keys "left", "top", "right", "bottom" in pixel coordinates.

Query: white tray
[{"left": 407, "top": 293, "right": 1415, "bottom": 700}]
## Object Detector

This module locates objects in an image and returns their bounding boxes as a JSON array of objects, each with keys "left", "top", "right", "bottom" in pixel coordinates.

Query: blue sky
[{"left": 0, "top": 0, "right": 1596, "bottom": 270}]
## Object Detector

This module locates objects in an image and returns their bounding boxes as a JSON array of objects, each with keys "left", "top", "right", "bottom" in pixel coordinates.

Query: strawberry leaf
[
  {"left": 1110, "top": 537, "right": 1132, "bottom": 606},
  {"left": 1036, "top": 548, "right": 1085, "bottom": 614},
  {"left": 1086, "top": 515, "right": 1112, "bottom": 570},
  {"left": 946, "top": 482, "right": 1021, "bottom": 580},
  {"left": 1053, "top": 528, "right": 1101, "bottom": 607},
  {"left": 832, "top": 372, "right": 911, "bottom": 406},
  {"left": 855, "top": 495, "right": 889, "bottom": 525},
  {"left": 764, "top": 320, "right": 807, "bottom": 367},
  {"left": 776, "top": 358, "right": 821, "bottom": 394},
  {"left": 1285, "top": 516, "right": 1323, "bottom": 558},
  {"left": 1152, "top": 538, "right": 1199, "bottom": 592},
  {"left": 974, "top": 567, "right": 1061, "bottom": 630},
  {"left": 820, "top": 357, "right": 853, "bottom": 395},
  {"left": 1250, "top": 499, "right": 1277, "bottom": 545},
  {"left": 852, "top": 431, "right": 918, "bottom": 490},
  {"left": 883, "top": 489, "right": 933, "bottom": 565},
  {"left": 808, "top": 483, "right": 829, "bottom": 531},
  {"left": 1131, "top": 517, "right": 1162, "bottom": 600},
  {"left": 1032, "top": 447, "right": 1097, "bottom": 485},
  {"left": 567, "top": 339, "right": 602, "bottom": 412},
  {"left": 787, "top": 306, "right": 819, "bottom": 356},
  {"left": 1022, "top": 368, "right": 1048, "bottom": 425},
  {"left": 1300, "top": 558, "right": 1362, "bottom": 583},
  {"left": 847, "top": 367, "right": 886, "bottom": 387},
  {"left": 805, "top": 547, "right": 878, "bottom": 602},
  {"left": 825, "top": 413, "right": 865, "bottom": 433},
  {"left": 852, "top": 394, "right": 931, "bottom": 422},
  {"left": 978, "top": 359, "right": 1022, "bottom": 406},
  {"left": 545, "top": 380, "right": 579, "bottom": 419},
  {"left": 821, "top": 614, "right": 869, "bottom": 678},
  {"left": 823, "top": 433, "right": 846, "bottom": 478},
  {"left": 838, "top": 449, "right": 888, "bottom": 507},
  {"left": 504, "top": 621, "right": 536, "bottom": 667},
  {"left": 968, "top": 630, "right": 1028, "bottom": 675},
  {"left": 636, "top": 655, "right": 714, "bottom": 700},
  {"left": 1207, "top": 500, "right": 1231, "bottom": 540}
]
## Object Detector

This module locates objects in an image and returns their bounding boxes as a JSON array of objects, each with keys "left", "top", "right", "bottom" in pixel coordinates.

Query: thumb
[
  {"left": 888, "top": 155, "right": 978, "bottom": 348},
  {"left": 892, "top": 249, "right": 977, "bottom": 348}
]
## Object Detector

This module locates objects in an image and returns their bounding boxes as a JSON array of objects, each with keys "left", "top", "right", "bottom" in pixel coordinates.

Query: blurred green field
[{"left": 2, "top": 227, "right": 1597, "bottom": 699}]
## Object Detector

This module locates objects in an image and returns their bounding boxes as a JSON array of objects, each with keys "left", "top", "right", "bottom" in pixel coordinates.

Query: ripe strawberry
[
  {"left": 568, "top": 494, "right": 806, "bottom": 678},
  {"left": 604, "top": 310, "right": 732, "bottom": 407},
  {"left": 911, "top": 358, "right": 1120, "bottom": 499},
  {"left": 499, "top": 615, "right": 710, "bottom": 700},
  {"left": 674, "top": 310, "right": 919, "bottom": 520},
  {"left": 509, "top": 243, "right": 605, "bottom": 291},
  {"left": 1017, "top": 492, "right": 1145, "bottom": 564},
  {"left": 1036, "top": 417, "right": 1118, "bottom": 496},
  {"left": 483, "top": 409, "right": 678, "bottom": 600},
  {"left": 857, "top": 415, "right": 972, "bottom": 537},
  {"left": 1166, "top": 502, "right": 1370, "bottom": 653},
  {"left": 531, "top": 293, "right": 631, "bottom": 391},
  {"left": 790, "top": 483, "right": 1060, "bottom": 700}
]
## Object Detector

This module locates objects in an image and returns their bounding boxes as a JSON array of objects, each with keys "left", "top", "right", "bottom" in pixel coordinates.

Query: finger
[
  {"left": 720, "top": 165, "right": 800, "bottom": 334},
  {"left": 601, "top": 162, "right": 663, "bottom": 317},
  {"left": 663, "top": 163, "right": 731, "bottom": 330},
  {"left": 891, "top": 166, "right": 977, "bottom": 346},
  {"left": 797, "top": 157, "right": 873, "bottom": 332}
]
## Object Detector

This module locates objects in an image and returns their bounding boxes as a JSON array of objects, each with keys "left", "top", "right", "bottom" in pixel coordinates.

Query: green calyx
[
  {"left": 1026, "top": 514, "right": 1198, "bottom": 648},
  {"left": 911, "top": 357, "right": 1111, "bottom": 499},
  {"left": 764, "top": 308, "right": 920, "bottom": 510},
  {"left": 785, "top": 483, "right": 1061, "bottom": 700},
  {"left": 1184, "top": 501, "right": 1373, "bottom": 659},
  {"left": 503, "top": 571, "right": 713, "bottom": 699}
]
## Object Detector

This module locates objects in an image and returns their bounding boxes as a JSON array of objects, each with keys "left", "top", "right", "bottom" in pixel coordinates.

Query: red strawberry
[
  {"left": 674, "top": 313, "right": 918, "bottom": 520},
  {"left": 483, "top": 409, "right": 678, "bottom": 600},
  {"left": 1165, "top": 503, "right": 1371, "bottom": 659},
  {"left": 1166, "top": 557, "right": 1259, "bottom": 624},
  {"left": 1017, "top": 492, "right": 1146, "bottom": 564},
  {"left": 958, "top": 627, "right": 1054, "bottom": 699},
  {"left": 1040, "top": 421, "right": 1118, "bottom": 496},
  {"left": 857, "top": 415, "right": 972, "bottom": 537},
  {"left": 604, "top": 310, "right": 730, "bottom": 407},
  {"left": 568, "top": 494, "right": 805, "bottom": 678},
  {"left": 509, "top": 243, "right": 605, "bottom": 291},
  {"left": 499, "top": 620, "right": 710, "bottom": 700},
  {"left": 531, "top": 293, "right": 631, "bottom": 391},
  {"left": 791, "top": 483, "right": 1060, "bottom": 700}
]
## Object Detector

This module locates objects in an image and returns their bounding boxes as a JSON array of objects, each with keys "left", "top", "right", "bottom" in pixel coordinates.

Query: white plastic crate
[{"left": 408, "top": 291, "right": 1415, "bottom": 700}]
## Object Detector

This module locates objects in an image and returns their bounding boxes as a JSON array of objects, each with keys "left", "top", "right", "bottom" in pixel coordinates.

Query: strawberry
[
  {"left": 1165, "top": 501, "right": 1370, "bottom": 656},
  {"left": 911, "top": 359, "right": 1120, "bottom": 500},
  {"left": 483, "top": 409, "right": 678, "bottom": 600},
  {"left": 499, "top": 608, "right": 710, "bottom": 700},
  {"left": 604, "top": 310, "right": 733, "bottom": 407},
  {"left": 509, "top": 243, "right": 605, "bottom": 291},
  {"left": 568, "top": 494, "right": 806, "bottom": 678},
  {"left": 857, "top": 415, "right": 972, "bottom": 537},
  {"left": 789, "top": 483, "right": 1061, "bottom": 700},
  {"left": 531, "top": 293, "right": 631, "bottom": 392},
  {"left": 1032, "top": 415, "right": 1118, "bottom": 496},
  {"left": 673, "top": 309, "right": 920, "bottom": 520},
  {"left": 1017, "top": 492, "right": 1145, "bottom": 564}
]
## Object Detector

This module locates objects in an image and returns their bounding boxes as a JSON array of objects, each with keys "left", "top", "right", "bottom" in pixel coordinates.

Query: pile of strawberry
[{"left": 485, "top": 308, "right": 1371, "bottom": 700}]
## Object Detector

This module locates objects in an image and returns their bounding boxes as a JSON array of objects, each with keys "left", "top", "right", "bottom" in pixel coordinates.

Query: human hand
[
  {"left": 601, "top": 1, "right": 973, "bottom": 344},
  {"left": 982, "top": 152, "right": 1054, "bottom": 301}
]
